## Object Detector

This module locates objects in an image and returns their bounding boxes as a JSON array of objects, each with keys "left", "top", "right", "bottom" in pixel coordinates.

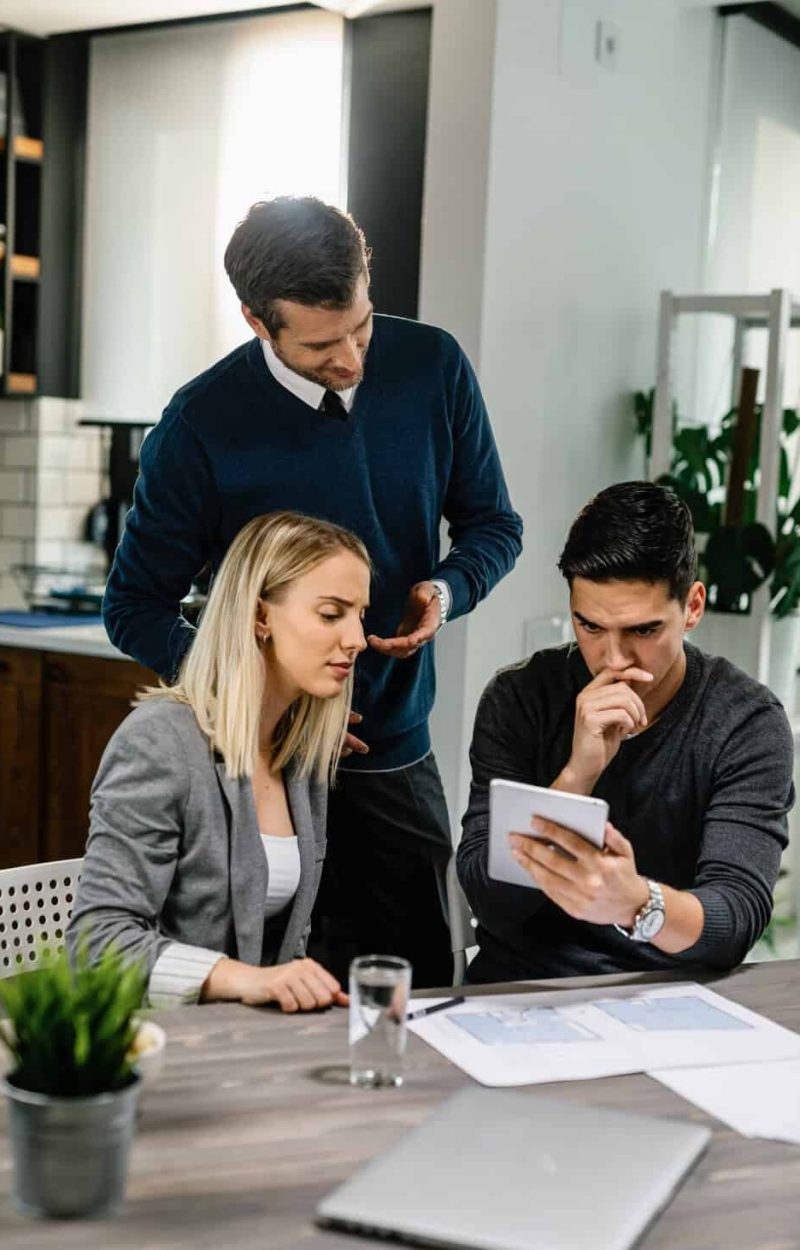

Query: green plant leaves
[
  {"left": 0, "top": 940, "right": 146, "bottom": 1098},
  {"left": 704, "top": 523, "right": 775, "bottom": 612},
  {"left": 771, "top": 536, "right": 800, "bottom": 619},
  {"left": 671, "top": 425, "right": 728, "bottom": 495},
  {"left": 634, "top": 392, "right": 800, "bottom": 615}
]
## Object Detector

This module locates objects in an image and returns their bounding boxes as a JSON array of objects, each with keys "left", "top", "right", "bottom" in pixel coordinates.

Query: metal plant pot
[{"left": 3, "top": 1074, "right": 140, "bottom": 1218}]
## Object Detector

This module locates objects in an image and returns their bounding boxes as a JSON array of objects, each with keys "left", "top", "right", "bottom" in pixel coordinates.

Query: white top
[
  {"left": 261, "top": 337, "right": 357, "bottom": 412},
  {"left": 147, "top": 834, "right": 302, "bottom": 1009},
  {"left": 261, "top": 834, "right": 301, "bottom": 919}
]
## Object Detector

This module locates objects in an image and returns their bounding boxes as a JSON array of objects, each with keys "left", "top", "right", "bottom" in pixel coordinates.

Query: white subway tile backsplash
[
  {"left": 0, "top": 469, "right": 32, "bottom": 504},
  {"left": 0, "top": 504, "right": 36, "bottom": 540},
  {"left": 2, "top": 436, "right": 37, "bottom": 469},
  {"left": 0, "top": 402, "right": 108, "bottom": 584},
  {"left": 31, "top": 536, "right": 102, "bottom": 569},
  {"left": 37, "top": 434, "right": 74, "bottom": 470},
  {"left": 36, "top": 469, "right": 66, "bottom": 506},
  {"left": 0, "top": 402, "right": 33, "bottom": 435},
  {"left": 74, "top": 433, "right": 104, "bottom": 473},
  {"left": 0, "top": 573, "right": 25, "bottom": 609},
  {"left": 30, "top": 538, "right": 67, "bottom": 565},
  {"left": 0, "top": 538, "right": 28, "bottom": 581},
  {"left": 36, "top": 500, "right": 88, "bottom": 540},
  {"left": 36, "top": 398, "right": 70, "bottom": 434},
  {"left": 61, "top": 470, "right": 102, "bottom": 507},
  {"left": 63, "top": 541, "right": 105, "bottom": 573}
]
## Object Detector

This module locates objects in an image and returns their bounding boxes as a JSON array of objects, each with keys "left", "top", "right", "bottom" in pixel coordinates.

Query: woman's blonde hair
[{"left": 138, "top": 511, "right": 370, "bottom": 783}]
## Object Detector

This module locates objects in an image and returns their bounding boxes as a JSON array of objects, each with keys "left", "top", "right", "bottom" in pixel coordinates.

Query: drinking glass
[{"left": 349, "top": 955, "right": 412, "bottom": 1088}]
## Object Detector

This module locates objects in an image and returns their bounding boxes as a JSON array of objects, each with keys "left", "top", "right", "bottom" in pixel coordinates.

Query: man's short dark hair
[
  {"left": 558, "top": 481, "right": 698, "bottom": 603},
  {"left": 224, "top": 197, "right": 370, "bottom": 336}
]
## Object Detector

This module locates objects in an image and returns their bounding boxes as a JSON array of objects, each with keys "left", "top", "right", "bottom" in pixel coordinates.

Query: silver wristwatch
[
  {"left": 430, "top": 580, "right": 449, "bottom": 631},
  {"left": 615, "top": 879, "right": 666, "bottom": 943}
]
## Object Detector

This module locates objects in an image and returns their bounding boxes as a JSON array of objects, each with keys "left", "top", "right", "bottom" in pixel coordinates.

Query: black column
[
  {"left": 38, "top": 33, "right": 89, "bottom": 399},
  {"left": 345, "top": 9, "right": 432, "bottom": 320}
]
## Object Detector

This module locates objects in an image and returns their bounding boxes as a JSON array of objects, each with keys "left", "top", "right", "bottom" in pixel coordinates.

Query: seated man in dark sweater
[{"left": 458, "top": 481, "right": 794, "bottom": 982}]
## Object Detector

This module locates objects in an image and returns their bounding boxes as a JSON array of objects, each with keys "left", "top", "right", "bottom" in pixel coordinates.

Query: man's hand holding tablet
[
  {"left": 509, "top": 814, "right": 649, "bottom": 928},
  {"left": 488, "top": 781, "right": 609, "bottom": 890}
]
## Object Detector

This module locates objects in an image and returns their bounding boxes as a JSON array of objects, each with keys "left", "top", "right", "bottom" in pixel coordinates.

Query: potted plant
[
  {"left": 634, "top": 386, "right": 800, "bottom": 606},
  {"left": 0, "top": 943, "right": 146, "bottom": 1218},
  {"left": 633, "top": 386, "right": 800, "bottom": 704}
]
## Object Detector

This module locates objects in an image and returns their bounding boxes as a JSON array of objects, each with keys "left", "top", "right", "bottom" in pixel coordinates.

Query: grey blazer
[{"left": 66, "top": 698, "right": 328, "bottom": 982}]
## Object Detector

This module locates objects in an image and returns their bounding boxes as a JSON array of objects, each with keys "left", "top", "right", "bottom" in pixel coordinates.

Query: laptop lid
[{"left": 317, "top": 1087, "right": 710, "bottom": 1250}]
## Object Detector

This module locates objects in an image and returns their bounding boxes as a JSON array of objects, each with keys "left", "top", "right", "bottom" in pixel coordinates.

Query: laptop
[{"left": 316, "top": 1087, "right": 710, "bottom": 1250}]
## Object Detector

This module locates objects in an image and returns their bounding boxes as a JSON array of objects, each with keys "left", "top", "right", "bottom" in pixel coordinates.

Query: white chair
[
  {"left": 0, "top": 859, "right": 83, "bottom": 978},
  {"left": 445, "top": 854, "right": 476, "bottom": 986}
]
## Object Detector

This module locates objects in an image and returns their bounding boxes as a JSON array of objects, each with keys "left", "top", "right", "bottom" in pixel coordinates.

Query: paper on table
[
  {"left": 407, "top": 982, "right": 800, "bottom": 1088},
  {"left": 651, "top": 1060, "right": 800, "bottom": 1144}
]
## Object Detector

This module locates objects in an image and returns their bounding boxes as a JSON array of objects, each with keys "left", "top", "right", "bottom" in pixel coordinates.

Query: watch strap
[
  {"left": 614, "top": 879, "right": 665, "bottom": 942},
  {"left": 430, "top": 580, "right": 450, "bottom": 630}
]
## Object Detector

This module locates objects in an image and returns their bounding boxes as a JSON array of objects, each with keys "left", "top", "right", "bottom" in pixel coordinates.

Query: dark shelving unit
[
  {"left": 1, "top": 28, "right": 43, "bottom": 397},
  {"left": 0, "top": 27, "right": 87, "bottom": 399}
]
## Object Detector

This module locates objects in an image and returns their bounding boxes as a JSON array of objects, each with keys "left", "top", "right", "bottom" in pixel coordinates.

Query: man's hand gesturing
[
  {"left": 563, "top": 666, "right": 653, "bottom": 793},
  {"left": 367, "top": 582, "right": 442, "bottom": 659}
]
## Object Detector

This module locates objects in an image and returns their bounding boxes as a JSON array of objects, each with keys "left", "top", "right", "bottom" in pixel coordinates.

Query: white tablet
[{"left": 488, "top": 778, "right": 608, "bottom": 889}]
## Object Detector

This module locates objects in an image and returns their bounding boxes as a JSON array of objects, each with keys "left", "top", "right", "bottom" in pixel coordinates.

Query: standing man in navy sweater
[{"left": 103, "top": 197, "right": 523, "bottom": 986}]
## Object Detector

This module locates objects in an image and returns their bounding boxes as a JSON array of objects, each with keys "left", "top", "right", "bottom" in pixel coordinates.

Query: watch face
[{"left": 639, "top": 907, "right": 666, "bottom": 939}]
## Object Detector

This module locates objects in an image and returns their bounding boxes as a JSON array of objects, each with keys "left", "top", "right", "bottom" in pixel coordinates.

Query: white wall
[
  {"left": 420, "top": 0, "right": 498, "bottom": 823},
  {"left": 712, "top": 16, "right": 800, "bottom": 301},
  {"left": 82, "top": 8, "right": 345, "bottom": 425},
  {"left": 418, "top": 0, "right": 497, "bottom": 368},
  {"left": 424, "top": 0, "right": 719, "bottom": 826},
  {"left": 696, "top": 15, "right": 800, "bottom": 423}
]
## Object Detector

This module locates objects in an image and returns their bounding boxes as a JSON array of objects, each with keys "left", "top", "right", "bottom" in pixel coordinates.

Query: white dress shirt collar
[{"left": 261, "top": 337, "right": 357, "bottom": 413}]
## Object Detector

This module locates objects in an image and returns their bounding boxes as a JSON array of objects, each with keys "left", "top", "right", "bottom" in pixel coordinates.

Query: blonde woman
[{"left": 67, "top": 511, "right": 370, "bottom": 1012}]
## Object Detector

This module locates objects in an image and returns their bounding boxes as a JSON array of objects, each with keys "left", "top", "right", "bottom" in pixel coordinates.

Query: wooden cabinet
[
  {"left": 0, "top": 647, "right": 43, "bottom": 868},
  {"left": 0, "top": 647, "right": 156, "bottom": 868}
]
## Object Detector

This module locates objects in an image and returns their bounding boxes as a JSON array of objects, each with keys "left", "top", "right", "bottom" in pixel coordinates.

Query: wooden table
[{"left": 1, "top": 961, "right": 800, "bottom": 1248}]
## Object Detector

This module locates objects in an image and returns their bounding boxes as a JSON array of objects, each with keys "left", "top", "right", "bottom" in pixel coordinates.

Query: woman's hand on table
[{"left": 202, "top": 956, "right": 349, "bottom": 1012}]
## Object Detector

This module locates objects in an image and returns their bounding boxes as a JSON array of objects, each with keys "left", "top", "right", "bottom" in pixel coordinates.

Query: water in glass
[{"left": 349, "top": 956, "right": 411, "bottom": 1088}]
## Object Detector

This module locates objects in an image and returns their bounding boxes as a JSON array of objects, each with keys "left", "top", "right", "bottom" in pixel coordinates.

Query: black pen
[{"left": 407, "top": 995, "right": 465, "bottom": 1021}]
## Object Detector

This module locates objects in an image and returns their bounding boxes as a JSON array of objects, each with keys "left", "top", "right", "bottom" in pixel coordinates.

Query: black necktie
[{"left": 320, "top": 389, "right": 348, "bottom": 421}]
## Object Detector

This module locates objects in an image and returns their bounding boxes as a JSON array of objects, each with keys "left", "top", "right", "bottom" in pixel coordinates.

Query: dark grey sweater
[{"left": 457, "top": 642, "right": 794, "bottom": 982}]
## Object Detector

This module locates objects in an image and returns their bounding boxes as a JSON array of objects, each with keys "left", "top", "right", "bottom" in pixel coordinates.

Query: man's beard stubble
[{"left": 271, "top": 340, "right": 366, "bottom": 392}]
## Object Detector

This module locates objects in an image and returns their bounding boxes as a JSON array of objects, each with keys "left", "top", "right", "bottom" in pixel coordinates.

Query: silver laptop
[{"left": 317, "top": 1087, "right": 710, "bottom": 1250}]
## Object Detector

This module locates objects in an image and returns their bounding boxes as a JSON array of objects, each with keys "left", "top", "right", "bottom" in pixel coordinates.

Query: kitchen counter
[{"left": 0, "top": 621, "right": 124, "bottom": 660}]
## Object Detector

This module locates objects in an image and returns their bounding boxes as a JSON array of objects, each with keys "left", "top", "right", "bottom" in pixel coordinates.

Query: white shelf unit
[{"left": 651, "top": 288, "right": 800, "bottom": 685}]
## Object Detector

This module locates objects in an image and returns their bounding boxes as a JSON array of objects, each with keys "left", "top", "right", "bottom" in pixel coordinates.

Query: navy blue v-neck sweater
[{"left": 104, "top": 315, "right": 523, "bottom": 770}]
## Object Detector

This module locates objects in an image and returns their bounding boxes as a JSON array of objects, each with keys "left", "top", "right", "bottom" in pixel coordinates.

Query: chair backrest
[
  {"left": 0, "top": 859, "right": 83, "bottom": 978},
  {"left": 445, "top": 854, "right": 476, "bottom": 986}
]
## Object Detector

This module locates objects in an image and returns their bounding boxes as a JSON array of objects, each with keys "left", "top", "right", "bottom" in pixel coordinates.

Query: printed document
[
  {"left": 651, "top": 1059, "right": 800, "bottom": 1144},
  {"left": 408, "top": 982, "right": 800, "bottom": 1087}
]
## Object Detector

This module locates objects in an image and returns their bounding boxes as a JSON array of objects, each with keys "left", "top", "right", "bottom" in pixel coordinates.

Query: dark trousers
[{"left": 309, "top": 753, "right": 454, "bottom": 990}]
